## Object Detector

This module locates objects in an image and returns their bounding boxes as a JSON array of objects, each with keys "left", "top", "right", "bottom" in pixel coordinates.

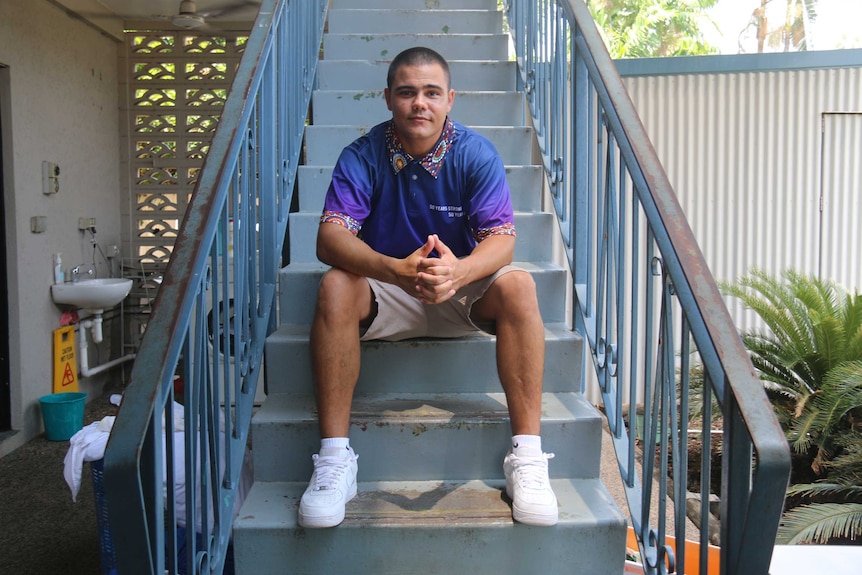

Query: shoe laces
[
  {"left": 512, "top": 452, "right": 554, "bottom": 490},
  {"left": 310, "top": 453, "right": 357, "bottom": 491}
]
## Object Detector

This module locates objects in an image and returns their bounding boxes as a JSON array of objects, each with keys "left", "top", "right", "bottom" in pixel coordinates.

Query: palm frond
[
  {"left": 777, "top": 502, "right": 862, "bottom": 544},
  {"left": 785, "top": 482, "right": 862, "bottom": 499},
  {"left": 786, "top": 361, "right": 862, "bottom": 456},
  {"left": 723, "top": 269, "right": 862, "bottom": 400}
]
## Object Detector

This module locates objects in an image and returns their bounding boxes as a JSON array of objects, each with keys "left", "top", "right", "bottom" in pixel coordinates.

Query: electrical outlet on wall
[
  {"left": 42, "top": 161, "right": 59, "bottom": 195},
  {"left": 78, "top": 217, "right": 96, "bottom": 230}
]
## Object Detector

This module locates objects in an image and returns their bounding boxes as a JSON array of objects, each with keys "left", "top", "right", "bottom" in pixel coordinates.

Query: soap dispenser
[{"left": 53, "top": 253, "right": 65, "bottom": 284}]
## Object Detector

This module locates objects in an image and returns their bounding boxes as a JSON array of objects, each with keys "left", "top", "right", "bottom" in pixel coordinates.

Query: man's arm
[{"left": 317, "top": 221, "right": 436, "bottom": 296}]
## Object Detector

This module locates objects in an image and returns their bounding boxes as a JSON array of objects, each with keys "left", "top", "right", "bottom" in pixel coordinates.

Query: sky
[{"left": 702, "top": 0, "right": 862, "bottom": 54}]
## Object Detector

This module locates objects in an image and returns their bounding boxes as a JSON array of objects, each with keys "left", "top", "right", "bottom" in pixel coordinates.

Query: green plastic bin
[{"left": 39, "top": 392, "right": 87, "bottom": 441}]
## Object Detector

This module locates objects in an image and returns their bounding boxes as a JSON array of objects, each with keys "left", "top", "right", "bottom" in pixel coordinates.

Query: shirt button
[{"left": 411, "top": 174, "right": 418, "bottom": 181}]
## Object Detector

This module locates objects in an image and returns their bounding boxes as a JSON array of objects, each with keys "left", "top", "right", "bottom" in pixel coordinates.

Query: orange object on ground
[{"left": 625, "top": 526, "right": 720, "bottom": 575}]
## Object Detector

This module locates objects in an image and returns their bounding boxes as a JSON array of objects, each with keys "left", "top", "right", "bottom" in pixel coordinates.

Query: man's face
[{"left": 384, "top": 62, "right": 455, "bottom": 158}]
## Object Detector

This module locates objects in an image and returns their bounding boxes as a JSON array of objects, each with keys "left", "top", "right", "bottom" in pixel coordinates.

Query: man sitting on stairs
[{"left": 299, "top": 46, "right": 559, "bottom": 529}]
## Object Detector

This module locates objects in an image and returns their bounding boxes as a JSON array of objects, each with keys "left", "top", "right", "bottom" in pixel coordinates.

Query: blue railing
[
  {"left": 102, "top": 1, "right": 327, "bottom": 573},
  {"left": 506, "top": 1, "right": 791, "bottom": 574}
]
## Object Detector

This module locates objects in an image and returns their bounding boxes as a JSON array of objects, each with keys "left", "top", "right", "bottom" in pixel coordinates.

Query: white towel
[
  {"left": 63, "top": 416, "right": 115, "bottom": 502},
  {"left": 62, "top": 402, "right": 252, "bottom": 532}
]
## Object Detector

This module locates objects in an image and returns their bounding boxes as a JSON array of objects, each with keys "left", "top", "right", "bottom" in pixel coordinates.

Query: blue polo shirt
[{"left": 321, "top": 118, "right": 515, "bottom": 259}]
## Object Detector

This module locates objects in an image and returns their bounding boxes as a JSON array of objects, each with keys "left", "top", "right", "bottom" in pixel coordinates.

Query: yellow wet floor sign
[{"left": 53, "top": 326, "right": 79, "bottom": 392}]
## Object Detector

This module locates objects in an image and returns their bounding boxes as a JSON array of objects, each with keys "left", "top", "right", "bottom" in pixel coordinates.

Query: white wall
[
  {"left": 619, "top": 59, "right": 862, "bottom": 331},
  {"left": 0, "top": 0, "right": 123, "bottom": 456}
]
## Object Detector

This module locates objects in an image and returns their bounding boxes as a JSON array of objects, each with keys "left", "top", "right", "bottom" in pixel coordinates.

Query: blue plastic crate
[
  {"left": 90, "top": 459, "right": 117, "bottom": 575},
  {"left": 89, "top": 458, "right": 234, "bottom": 575}
]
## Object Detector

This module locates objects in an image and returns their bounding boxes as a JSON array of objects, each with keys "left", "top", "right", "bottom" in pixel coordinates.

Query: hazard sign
[{"left": 54, "top": 326, "right": 79, "bottom": 392}]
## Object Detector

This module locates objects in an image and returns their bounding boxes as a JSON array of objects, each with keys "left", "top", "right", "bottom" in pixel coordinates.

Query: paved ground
[{"left": 0, "top": 388, "right": 118, "bottom": 575}]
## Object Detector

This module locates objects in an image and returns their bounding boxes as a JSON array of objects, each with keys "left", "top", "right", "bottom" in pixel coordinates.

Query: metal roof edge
[{"left": 614, "top": 49, "right": 862, "bottom": 77}]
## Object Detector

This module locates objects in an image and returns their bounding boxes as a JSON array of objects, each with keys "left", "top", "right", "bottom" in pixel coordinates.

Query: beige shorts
[{"left": 360, "top": 265, "right": 521, "bottom": 341}]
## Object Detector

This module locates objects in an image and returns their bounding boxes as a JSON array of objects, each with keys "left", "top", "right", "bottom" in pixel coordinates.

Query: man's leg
[
  {"left": 470, "top": 270, "right": 545, "bottom": 433},
  {"left": 300, "top": 268, "right": 374, "bottom": 528},
  {"left": 471, "top": 270, "right": 558, "bottom": 526},
  {"left": 310, "top": 268, "right": 375, "bottom": 437}
]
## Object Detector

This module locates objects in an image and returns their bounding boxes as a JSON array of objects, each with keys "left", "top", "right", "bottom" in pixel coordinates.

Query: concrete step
[
  {"left": 277, "top": 260, "right": 566, "bottom": 325},
  {"left": 234, "top": 478, "right": 627, "bottom": 575},
  {"left": 298, "top": 164, "right": 544, "bottom": 213},
  {"left": 312, "top": 90, "right": 526, "bottom": 127},
  {"left": 304, "top": 125, "right": 534, "bottom": 165},
  {"left": 287, "top": 210, "right": 558, "bottom": 264},
  {"left": 263, "top": 322, "right": 583, "bottom": 396},
  {"left": 331, "top": 0, "right": 500, "bottom": 13},
  {"left": 328, "top": 9, "right": 503, "bottom": 35},
  {"left": 251, "top": 391, "right": 602, "bottom": 483},
  {"left": 323, "top": 33, "right": 509, "bottom": 62},
  {"left": 318, "top": 60, "right": 518, "bottom": 91}
]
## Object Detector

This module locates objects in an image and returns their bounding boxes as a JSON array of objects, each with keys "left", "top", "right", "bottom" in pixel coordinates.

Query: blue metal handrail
[
  {"left": 102, "top": 1, "right": 327, "bottom": 573},
  {"left": 506, "top": 2, "right": 791, "bottom": 574}
]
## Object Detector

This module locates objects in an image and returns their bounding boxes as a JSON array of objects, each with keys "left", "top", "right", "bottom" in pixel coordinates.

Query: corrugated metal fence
[{"left": 620, "top": 62, "right": 862, "bottom": 332}]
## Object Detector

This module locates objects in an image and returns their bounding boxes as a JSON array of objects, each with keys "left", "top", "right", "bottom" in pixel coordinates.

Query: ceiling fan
[{"left": 169, "top": 0, "right": 260, "bottom": 30}]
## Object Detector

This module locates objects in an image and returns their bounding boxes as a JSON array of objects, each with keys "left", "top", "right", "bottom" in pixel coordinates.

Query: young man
[{"left": 298, "top": 47, "right": 558, "bottom": 528}]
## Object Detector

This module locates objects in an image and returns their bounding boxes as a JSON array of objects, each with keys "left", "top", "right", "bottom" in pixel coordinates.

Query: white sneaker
[
  {"left": 298, "top": 447, "right": 358, "bottom": 528},
  {"left": 503, "top": 448, "right": 559, "bottom": 526}
]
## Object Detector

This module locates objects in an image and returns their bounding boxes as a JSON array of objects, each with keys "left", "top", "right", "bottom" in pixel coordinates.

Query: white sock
[
  {"left": 512, "top": 434, "right": 542, "bottom": 456},
  {"left": 320, "top": 437, "right": 352, "bottom": 456}
]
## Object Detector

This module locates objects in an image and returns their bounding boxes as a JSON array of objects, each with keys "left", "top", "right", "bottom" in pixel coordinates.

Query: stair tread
[
  {"left": 256, "top": 391, "right": 601, "bottom": 424},
  {"left": 236, "top": 477, "right": 626, "bottom": 529},
  {"left": 269, "top": 319, "right": 576, "bottom": 341}
]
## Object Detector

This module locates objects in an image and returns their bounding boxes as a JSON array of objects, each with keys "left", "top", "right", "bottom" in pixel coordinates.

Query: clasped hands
[{"left": 400, "top": 234, "right": 464, "bottom": 305}]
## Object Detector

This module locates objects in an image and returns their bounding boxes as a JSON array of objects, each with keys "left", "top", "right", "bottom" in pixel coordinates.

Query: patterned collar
[{"left": 386, "top": 118, "right": 455, "bottom": 178}]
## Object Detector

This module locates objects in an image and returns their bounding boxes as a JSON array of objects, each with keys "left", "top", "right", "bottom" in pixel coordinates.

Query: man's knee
[
  {"left": 495, "top": 271, "right": 538, "bottom": 304},
  {"left": 480, "top": 270, "right": 540, "bottom": 320},
  {"left": 316, "top": 269, "right": 372, "bottom": 318}
]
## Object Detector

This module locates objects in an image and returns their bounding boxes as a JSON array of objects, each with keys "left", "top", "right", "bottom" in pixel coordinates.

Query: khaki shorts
[{"left": 360, "top": 265, "right": 521, "bottom": 341}]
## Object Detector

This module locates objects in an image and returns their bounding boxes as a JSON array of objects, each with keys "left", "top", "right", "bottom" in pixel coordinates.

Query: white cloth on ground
[
  {"left": 63, "top": 416, "right": 115, "bottom": 502},
  {"left": 62, "top": 401, "right": 252, "bottom": 532}
]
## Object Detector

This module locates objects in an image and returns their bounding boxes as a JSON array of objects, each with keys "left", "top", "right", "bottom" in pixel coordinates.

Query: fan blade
[{"left": 199, "top": 0, "right": 260, "bottom": 20}]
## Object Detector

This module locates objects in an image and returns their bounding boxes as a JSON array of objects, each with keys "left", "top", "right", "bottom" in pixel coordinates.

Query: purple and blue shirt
[{"left": 321, "top": 118, "right": 515, "bottom": 259}]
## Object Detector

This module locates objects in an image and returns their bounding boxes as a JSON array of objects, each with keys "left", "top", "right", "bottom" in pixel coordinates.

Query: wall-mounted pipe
[{"left": 78, "top": 316, "right": 135, "bottom": 378}]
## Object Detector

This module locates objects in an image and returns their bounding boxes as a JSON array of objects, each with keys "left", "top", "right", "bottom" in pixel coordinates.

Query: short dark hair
[{"left": 386, "top": 47, "right": 451, "bottom": 90}]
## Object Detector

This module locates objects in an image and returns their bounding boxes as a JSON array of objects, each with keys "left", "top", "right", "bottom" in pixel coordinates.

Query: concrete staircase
[{"left": 233, "top": 1, "right": 627, "bottom": 573}]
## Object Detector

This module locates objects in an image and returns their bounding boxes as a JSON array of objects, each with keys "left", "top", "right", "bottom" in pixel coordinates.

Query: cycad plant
[
  {"left": 721, "top": 269, "right": 862, "bottom": 452},
  {"left": 777, "top": 367, "right": 862, "bottom": 543},
  {"left": 722, "top": 269, "right": 862, "bottom": 543}
]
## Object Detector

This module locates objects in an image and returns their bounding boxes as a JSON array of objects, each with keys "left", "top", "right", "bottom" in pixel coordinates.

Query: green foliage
[
  {"left": 587, "top": 0, "right": 720, "bottom": 58},
  {"left": 740, "top": 0, "right": 818, "bottom": 53},
  {"left": 777, "top": 500, "right": 862, "bottom": 544},
  {"left": 724, "top": 269, "right": 862, "bottom": 544},
  {"left": 789, "top": 362, "right": 862, "bottom": 459},
  {"left": 721, "top": 269, "right": 862, "bottom": 437}
]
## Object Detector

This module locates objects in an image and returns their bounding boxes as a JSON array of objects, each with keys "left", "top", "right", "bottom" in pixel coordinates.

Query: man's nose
[{"left": 412, "top": 95, "right": 428, "bottom": 109}]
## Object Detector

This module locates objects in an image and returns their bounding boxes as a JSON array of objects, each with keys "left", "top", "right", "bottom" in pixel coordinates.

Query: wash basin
[{"left": 51, "top": 278, "right": 133, "bottom": 311}]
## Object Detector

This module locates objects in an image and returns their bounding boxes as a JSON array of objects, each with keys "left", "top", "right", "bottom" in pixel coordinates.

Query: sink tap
[{"left": 71, "top": 265, "right": 94, "bottom": 283}]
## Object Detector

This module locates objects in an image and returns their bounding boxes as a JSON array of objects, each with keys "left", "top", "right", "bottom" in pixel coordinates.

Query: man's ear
[
  {"left": 447, "top": 88, "right": 455, "bottom": 111},
  {"left": 384, "top": 88, "right": 392, "bottom": 111}
]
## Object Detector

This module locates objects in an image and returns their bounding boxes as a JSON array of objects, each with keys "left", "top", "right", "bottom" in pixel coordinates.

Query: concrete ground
[{"left": 0, "top": 387, "right": 118, "bottom": 575}]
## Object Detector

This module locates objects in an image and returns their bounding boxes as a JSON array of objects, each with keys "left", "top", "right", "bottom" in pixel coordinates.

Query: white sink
[{"left": 51, "top": 278, "right": 133, "bottom": 312}]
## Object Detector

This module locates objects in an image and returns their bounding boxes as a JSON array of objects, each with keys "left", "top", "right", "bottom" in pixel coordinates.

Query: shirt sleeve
[
  {"left": 465, "top": 136, "right": 516, "bottom": 242},
  {"left": 321, "top": 142, "right": 374, "bottom": 236}
]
